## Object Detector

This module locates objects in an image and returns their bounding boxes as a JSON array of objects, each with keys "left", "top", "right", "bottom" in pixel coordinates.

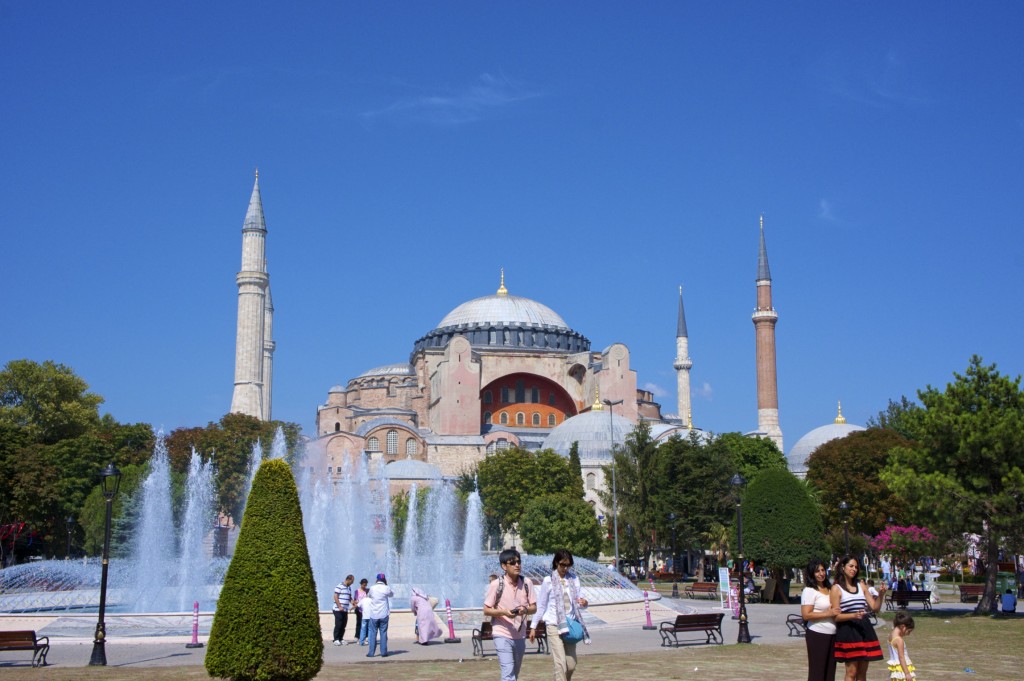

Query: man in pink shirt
[{"left": 483, "top": 548, "right": 536, "bottom": 681}]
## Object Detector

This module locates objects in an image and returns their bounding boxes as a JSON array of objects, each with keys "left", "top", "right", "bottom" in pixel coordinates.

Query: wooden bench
[
  {"left": 684, "top": 582, "right": 719, "bottom": 599},
  {"left": 886, "top": 590, "right": 931, "bottom": 610},
  {"left": 959, "top": 584, "right": 985, "bottom": 602},
  {"left": 0, "top": 630, "right": 50, "bottom": 667},
  {"left": 786, "top": 613, "right": 807, "bottom": 637},
  {"left": 659, "top": 612, "right": 724, "bottom": 646},
  {"left": 471, "top": 621, "right": 548, "bottom": 656}
]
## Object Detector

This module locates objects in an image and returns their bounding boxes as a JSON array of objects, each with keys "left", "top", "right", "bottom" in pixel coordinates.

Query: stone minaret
[
  {"left": 230, "top": 171, "right": 273, "bottom": 420},
  {"left": 752, "top": 215, "right": 782, "bottom": 450},
  {"left": 673, "top": 286, "right": 693, "bottom": 425}
]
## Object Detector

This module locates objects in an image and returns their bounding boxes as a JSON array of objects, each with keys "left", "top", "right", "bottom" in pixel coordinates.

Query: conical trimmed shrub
[{"left": 206, "top": 458, "right": 322, "bottom": 681}]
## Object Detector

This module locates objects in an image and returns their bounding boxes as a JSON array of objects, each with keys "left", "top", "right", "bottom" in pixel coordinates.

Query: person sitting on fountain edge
[{"left": 483, "top": 548, "right": 536, "bottom": 681}]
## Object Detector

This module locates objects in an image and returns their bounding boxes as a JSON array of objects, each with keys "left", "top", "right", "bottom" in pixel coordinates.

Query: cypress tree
[{"left": 206, "top": 458, "right": 322, "bottom": 681}]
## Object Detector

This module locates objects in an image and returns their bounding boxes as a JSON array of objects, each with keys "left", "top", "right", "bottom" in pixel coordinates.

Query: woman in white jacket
[{"left": 529, "top": 549, "right": 589, "bottom": 681}]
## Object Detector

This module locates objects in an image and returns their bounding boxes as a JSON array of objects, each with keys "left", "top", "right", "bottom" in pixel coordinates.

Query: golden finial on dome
[
  {"left": 592, "top": 384, "right": 603, "bottom": 411},
  {"left": 687, "top": 407, "right": 693, "bottom": 429},
  {"left": 496, "top": 267, "right": 508, "bottom": 296},
  {"left": 835, "top": 400, "right": 846, "bottom": 425}
]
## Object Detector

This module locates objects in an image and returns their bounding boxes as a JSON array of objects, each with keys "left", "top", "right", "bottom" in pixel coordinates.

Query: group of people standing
[
  {"left": 332, "top": 573, "right": 393, "bottom": 657},
  {"left": 802, "top": 555, "right": 916, "bottom": 681},
  {"left": 483, "top": 547, "right": 590, "bottom": 681}
]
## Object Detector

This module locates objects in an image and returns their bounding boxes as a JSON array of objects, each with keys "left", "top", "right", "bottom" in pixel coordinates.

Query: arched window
[
  {"left": 496, "top": 438, "right": 509, "bottom": 451},
  {"left": 334, "top": 422, "right": 341, "bottom": 432},
  {"left": 586, "top": 472, "right": 596, "bottom": 490},
  {"left": 500, "top": 412, "right": 509, "bottom": 425},
  {"left": 500, "top": 387, "right": 510, "bottom": 403},
  {"left": 386, "top": 430, "right": 398, "bottom": 455},
  {"left": 406, "top": 439, "right": 418, "bottom": 457},
  {"left": 482, "top": 390, "right": 492, "bottom": 404},
  {"left": 367, "top": 436, "right": 380, "bottom": 452},
  {"left": 483, "top": 411, "right": 492, "bottom": 425},
  {"left": 516, "top": 412, "right": 525, "bottom": 425},
  {"left": 532, "top": 412, "right": 540, "bottom": 426},
  {"left": 486, "top": 441, "right": 496, "bottom": 455},
  {"left": 548, "top": 413, "right": 557, "bottom": 426}
]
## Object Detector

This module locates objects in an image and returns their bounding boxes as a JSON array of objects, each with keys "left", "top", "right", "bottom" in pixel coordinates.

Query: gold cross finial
[
  {"left": 592, "top": 384, "right": 603, "bottom": 410},
  {"left": 835, "top": 400, "right": 846, "bottom": 424},
  {"left": 496, "top": 267, "right": 508, "bottom": 296}
]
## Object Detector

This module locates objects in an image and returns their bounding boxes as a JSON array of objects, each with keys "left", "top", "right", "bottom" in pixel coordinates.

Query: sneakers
[
  {"left": 332, "top": 640, "right": 341, "bottom": 646},
  {"left": 340, "top": 639, "right": 352, "bottom": 645}
]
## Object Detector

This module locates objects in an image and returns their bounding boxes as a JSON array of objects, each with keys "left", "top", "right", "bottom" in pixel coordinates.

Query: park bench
[
  {"left": 886, "top": 590, "right": 931, "bottom": 611},
  {"left": 0, "top": 630, "right": 49, "bottom": 667},
  {"left": 958, "top": 584, "right": 985, "bottom": 602},
  {"left": 659, "top": 612, "right": 724, "bottom": 646},
  {"left": 684, "top": 582, "right": 719, "bottom": 599},
  {"left": 786, "top": 613, "right": 807, "bottom": 637},
  {"left": 471, "top": 621, "right": 548, "bottom": 656}
]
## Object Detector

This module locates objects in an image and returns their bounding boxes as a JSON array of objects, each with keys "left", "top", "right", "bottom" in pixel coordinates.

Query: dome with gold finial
[
  {"left": 411, "top": 270, "right": 590, "bottom": 355},
  {"left": 787, "top": 401, "right": 865, "bottom": 478}
]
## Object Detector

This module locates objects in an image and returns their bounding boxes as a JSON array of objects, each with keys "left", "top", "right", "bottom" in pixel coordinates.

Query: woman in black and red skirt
[{"left": 830, "top": 555, "right": 886, "bottom": 681}]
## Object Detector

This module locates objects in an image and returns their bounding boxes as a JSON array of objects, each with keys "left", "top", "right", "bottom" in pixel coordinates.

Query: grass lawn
[{"left": 2, "top": 611, "right": 1019, "bottom": 680}]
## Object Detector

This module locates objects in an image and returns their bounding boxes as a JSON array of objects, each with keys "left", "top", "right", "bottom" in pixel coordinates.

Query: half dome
[
  {"left": 788, "top": 421, "right": 865, "bottom": 476},
  {"left": 542, "top": 410, "right": 634, "bottom": 461}
]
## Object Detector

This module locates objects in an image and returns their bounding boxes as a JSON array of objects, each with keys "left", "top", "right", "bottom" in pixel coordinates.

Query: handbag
[{"left": 560, "top": 616, "right": 584, "bottom": 643}]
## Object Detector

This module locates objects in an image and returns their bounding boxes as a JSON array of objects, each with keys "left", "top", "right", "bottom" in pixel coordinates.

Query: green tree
[
  {"left": 805, "top": 429, "right": 912, "bottom": 536},
  {"left": 599, "top": 420, "right": 661, "bottom": 566},
  {"left": 866, "top": 396, "right": 922, "bottom": 440},
  {"left": 0, "top": 359, "right": 102, "bottom": 444},
  {"left": 568, "top": 441, "right": 583, "bottom": 498},
  {"left": 881, "top": 356, "right": 1024, "bottom": 613},
  {"left": 206, "top": 458, "right": 322, "bottom": 681},
  {"left": 519, "top": 494, "right": 602, "bottom": 559},
  {"left": 740, "top": 468, "right": 829, "bottom": 600},
  {"left": 476, "top": 448, "right": 582, "bottom": 535},
  {"left": 713, "top": 432, "right": 786, "bottom": 483}
]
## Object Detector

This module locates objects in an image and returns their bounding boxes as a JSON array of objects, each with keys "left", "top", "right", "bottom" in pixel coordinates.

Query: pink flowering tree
[{"left": 870, "top": 525, "right": 937, "bottom": 566}]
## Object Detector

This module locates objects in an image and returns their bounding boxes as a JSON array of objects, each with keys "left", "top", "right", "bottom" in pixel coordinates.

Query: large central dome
[{"left": 438, "top": 294, "right": 569, "bottom": 330}]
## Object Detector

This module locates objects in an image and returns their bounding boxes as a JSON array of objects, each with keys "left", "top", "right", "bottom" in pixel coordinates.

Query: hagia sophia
[{"left": 228, "top": 173, "right": 859, "bottom": 515}]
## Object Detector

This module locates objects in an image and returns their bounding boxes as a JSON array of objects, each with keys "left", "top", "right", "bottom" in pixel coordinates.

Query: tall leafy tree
[
  {"left": 476, "top": 447, "right": 581, "bottom": 535},
  {"left": 599, "top": 420, "right": 661, "bottom": 564},
  {"left": 519, "top": 494, "right": 602, "bottom": 559},
  {"left": 881, "top": 356, "right": 1024, "bottom": 613},
  {"left": 568, "top": 441, "right": 583, "bottom": 497},
  {"left": 0, "top": 359, "right": 102, "bottom": 444},
  {"left": 866, "top": 396, "right": 922, "bottom": 440},
  {"left": 712, "top": 432, "right": 787, "bottom": 483},
  {"left": 805, "top": 428, "right": 912, "bottom": 536}
]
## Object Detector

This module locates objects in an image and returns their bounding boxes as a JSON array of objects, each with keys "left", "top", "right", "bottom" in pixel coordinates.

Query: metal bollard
[
  {"left": 444, "top": 598, "right": 461, "bottom": 643},
  {"left": 671, "top": 582, "right": 679, "bottom": 598},
  {"left": 642, "top": 591, "right": 656, "bottom": 630},
  {"left": 186, "top": 600, "right": 204, "bottom": 648}
]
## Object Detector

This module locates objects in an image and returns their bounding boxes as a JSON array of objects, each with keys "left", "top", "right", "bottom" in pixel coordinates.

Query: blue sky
[{"left": 2, "top": 2, "right": 1022, "bottom": 452}]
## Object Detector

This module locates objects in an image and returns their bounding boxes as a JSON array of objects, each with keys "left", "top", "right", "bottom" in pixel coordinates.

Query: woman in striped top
[{"left": 830, "top": 555, "right": 886, "bottom": 681}]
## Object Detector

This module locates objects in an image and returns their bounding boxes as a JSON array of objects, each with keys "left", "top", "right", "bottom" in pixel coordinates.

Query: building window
[
  {"left": 549, "top": 392, "right": 556, "bottom": 405},
  {"left": 406, "top": 439, "right": 418, "bottom": 457},
  {"left": 496, "top": 438, "right": 509, "bottom": 451},
  {"left": 548, "top": 413, "right": 557, "bottom": 426},
  {"left": 483, "top": 411, "right": 492, "bottom": 424},
  {"left": 486, "top": 441, "right": 496, "bottom": 454},
  {"left": 367, "top": 436, "right": 380, "bottom": 452},
  {"left": 532, "top": 412, "right": 540, "bottom": 426},
  {"left": 483, "top": 390, "right": 492, "bottom": 404},
  {"left": 500, "top": 412, "right": 509, "bottom": 425},
  {"left": 501, "top": 387, "right": 510, "bottom": 403},
  {"left": 586, "top": 472, "right": 596, "bottom": 490},
  {"left": 334, "top": 422, "right": 341, "bottom": 432},
  {"left": 516, "top": 412, "right": 525, "bottom": 425},
  {"left": 328, "top": 466, "right": 333, "bottom": 473},
  {"left": 386, "top": 430, "right": 398, "bottom": 455},
  {"left": 531, "top": 387, "right": 540, "bottom": 403},
  {"left": 515, "top": 380, "right": 525, "bottom": 403}
]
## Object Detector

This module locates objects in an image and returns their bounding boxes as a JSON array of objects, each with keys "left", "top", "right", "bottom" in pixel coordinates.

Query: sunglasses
[
  {"left": 557, "top": 562, "right": 572, "bottom": 568},
  {"left": 504, "top": 559, "right": 521, "bottom": 565}
]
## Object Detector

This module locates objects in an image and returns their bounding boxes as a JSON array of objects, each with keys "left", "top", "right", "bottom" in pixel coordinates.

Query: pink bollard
[
  {"left": 186, "top": 600, "right": 204, "bottom": 648},
  {"left": 642, "top": 591, "right": 656, "bottom": 630},
  {"left": 443, "top": 598, "right": 461, "bottom": 643},
  {"left": 648, "top": 576, "right": 657, "bottom": 592}
]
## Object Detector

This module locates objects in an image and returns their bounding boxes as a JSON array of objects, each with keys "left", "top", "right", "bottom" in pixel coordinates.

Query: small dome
[
  {"left": 437, "top": 294, "right": 570, "bottom": 330},
  {"left": 358, "top": 363, "right": 415, "bottom": 378},
  {"left": 542, "top": 410, "right": 634, "bottom": 460},
  {"left": 383, "top": 458, "right": 441, "bottom": 480},
  {"left": 329, "top": 385, "right": 344, "bottom": 393},
  {"left": 788, "top": 422, "right": 865, "bottom": 476}
]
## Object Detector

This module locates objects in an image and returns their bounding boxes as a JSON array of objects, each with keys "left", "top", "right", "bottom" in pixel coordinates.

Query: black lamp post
[
  {"left": 731, "top": 473, "right": 751, "bottom": 643},
  {"left": 668, "top": 513, "right": 680, "bottom": 597},
  {"left": 602, "top": 397, "right": 624, "bottom": 572},
  {"left": 839, "top": 501, "right": 851, "bottom": 556},
  {"left": 89, "top": 462, "right": 122, "bottom": 666},
  {"left": 65, "top": 516, "right": 75, "bottom": 559}
]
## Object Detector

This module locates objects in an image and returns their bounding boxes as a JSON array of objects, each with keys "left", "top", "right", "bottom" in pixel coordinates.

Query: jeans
[
  {"left": 493, "top": 636, "right": 526, "bottom": 681},
  {"left": 359, "top": 618, "right": 369, "bottom": 644},
  {"left": 367, "top": 617, "right": 389, "bottom": 657}
]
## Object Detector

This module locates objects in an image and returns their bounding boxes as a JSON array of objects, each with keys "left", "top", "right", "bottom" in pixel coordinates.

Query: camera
[{"left": 509, "top": 606, "right": 523, "bottom": 616}]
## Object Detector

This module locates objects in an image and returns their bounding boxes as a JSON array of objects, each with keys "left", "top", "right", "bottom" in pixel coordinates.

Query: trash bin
[{"left": 996, "top": 572, "right": 1014, "bottom": 596}]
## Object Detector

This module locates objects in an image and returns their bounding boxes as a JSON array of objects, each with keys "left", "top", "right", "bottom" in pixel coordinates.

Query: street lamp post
[
  {"left": 89, "top": 463, "right": 122, "bottom": 667},
  {"left": 730, "top": 474, "right": 751, "bottom": 644},
  {"left": 602, "top": 397, "right": 624, "bottom": 573},
  {"left": 65, "top": 516, "right": 74, "bottom": 559},
  {"left": 839, "top": 501, "right": 851, "bottom": 556},
  {"left": 668, "top": 513, "right": 679, "bottom": 597}
]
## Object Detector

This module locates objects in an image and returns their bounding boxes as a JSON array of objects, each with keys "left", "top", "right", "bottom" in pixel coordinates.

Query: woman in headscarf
[
  {"left": 530, "top": 549, "right": 590, "bottom": 681},
  {"left": 409, "top": 587, "right": 443, "bottom": 644}
]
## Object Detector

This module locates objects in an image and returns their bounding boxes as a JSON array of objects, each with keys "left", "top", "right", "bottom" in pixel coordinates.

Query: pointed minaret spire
[
  {"left": 231, "top": 171, "right": 272, "bottom": 420},
  {"left": 674, "top": 285, "right": 693, "bottom": 423},
  {"left": 496, "top": 267, "right": 508, "bottom": 296},
  {"left": 753, "top": 215, "right": 782, "bottom": 450}
]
